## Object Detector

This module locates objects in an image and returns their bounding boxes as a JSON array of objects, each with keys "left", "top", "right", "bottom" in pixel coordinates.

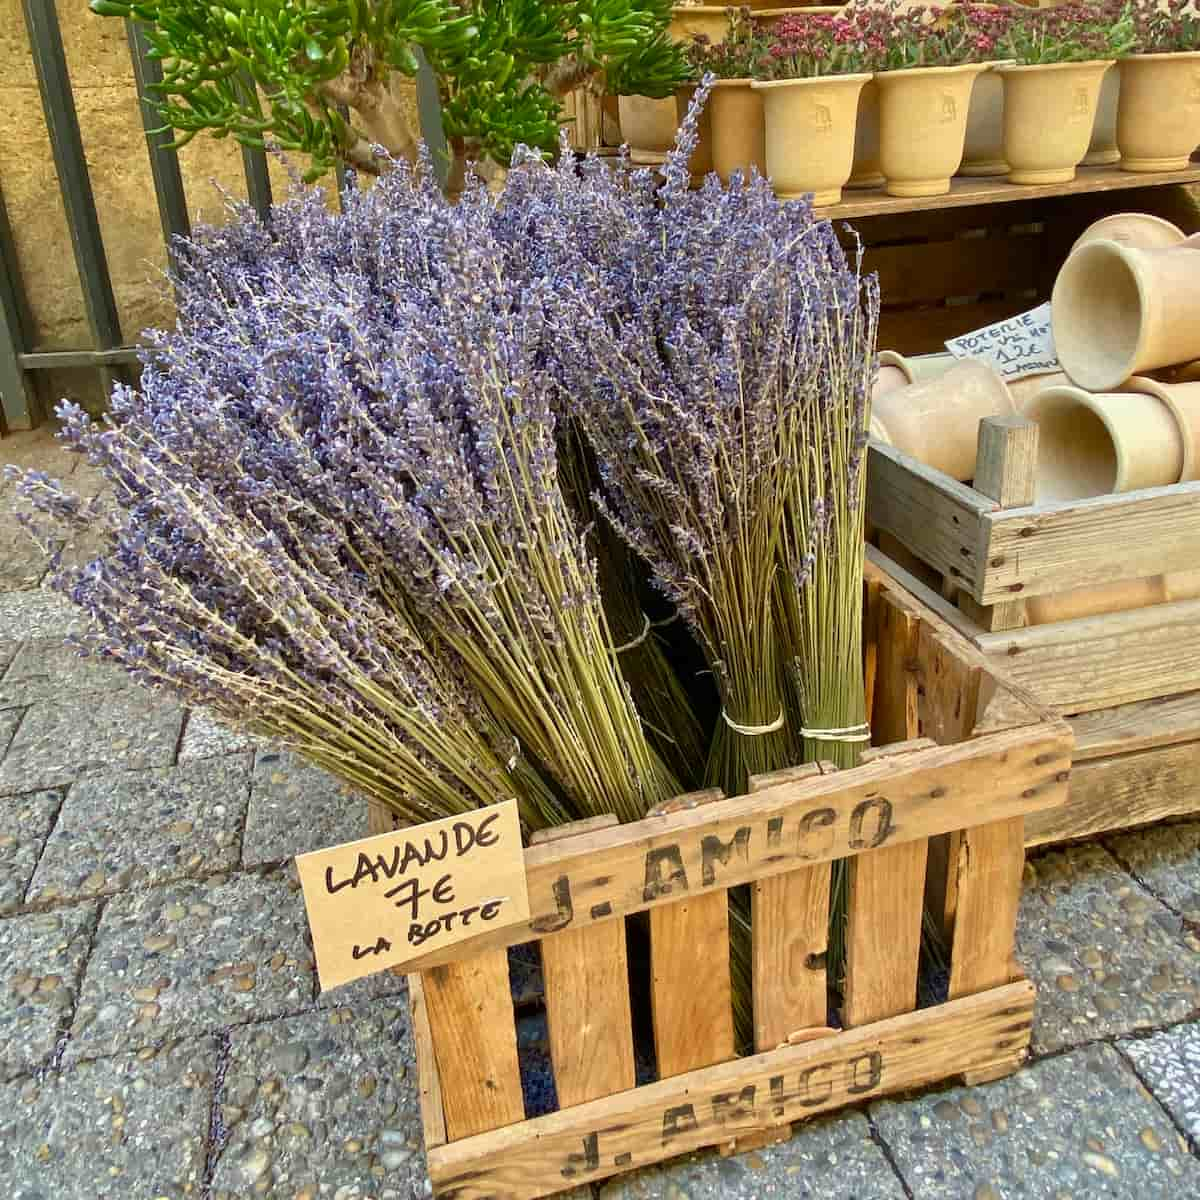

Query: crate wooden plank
[
  {"left": 407, "top": 972, "right": 447, "bottom": 1150},
  {"left": 1069, "top": 691, "right": 1200, "bottom": 762},
  {"left": 367, "top": 799, "right": 399, "bottom": 836},
  {"left": 747, "top": 763, "right": 831, "bottom": 1052},
  {"left": 979, "top": 482, "right": 1200, "bottom": 604},
  {"left": 426, "top": 980, "right": 1036, "bottom": 1200},
  {"left": 844, "top": 590, "right": 925, "bottom": 1026},
  {"left": 976, "top": 598, "right": 1200, "bottom": 714},
  {"left": 398, "top": 722, "right": 1072, "bottom": 973},
  {"left": 1025, "top": 739, "right": 1200, "bottom": 848},
  {"left": 879, "top": 300, "right": 1040, "bottom": 357},
  {"left": 649, "top": 788, "right": 734, "bottom": 1077},
  {"left": 947, "top": 817, "right": 1025, "bottom": 999},
  {"left": 820, "top": 163, "right": 1200, "bottom": 220},
  {"left": 866, "top": 441, "right": 993, "bottom": 589},
  {"left": 421, "top": 950, "right": 525, "bottom": 1139},
  {"left": 531, "top": 817, "right": 637, "bottom": 1107}
]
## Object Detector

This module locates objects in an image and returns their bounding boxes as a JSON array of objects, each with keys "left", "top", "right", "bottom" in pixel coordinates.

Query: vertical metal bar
[
  {"left": 333, "top": 103, "right": 353, "bottom": 212},
  {"left": 237, "top": 73, "right": 274, "bottom": 220},
  {"left": 125, "top": 18, "right": 191, "bottom": 256},
  {"left": 414, "top": 49, "right": 450, "bottom": 193},
  {"left": 22, "top": 0, "right": 123, "bottom": 395},
  {"left": 0, "top": 186, "right": 42, "bottom": 432}
]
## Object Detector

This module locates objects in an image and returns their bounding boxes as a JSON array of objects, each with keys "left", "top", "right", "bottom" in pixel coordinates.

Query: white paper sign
[{"left": 944, "top": 302, "right": 1059, "bottom": 381}]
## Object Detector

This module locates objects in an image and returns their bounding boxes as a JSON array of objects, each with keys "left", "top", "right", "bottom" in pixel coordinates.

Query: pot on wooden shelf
[
  {"left": 1069, "top": 212, "right": 1187, "bottom": 253},
  {"left": 1052, "top": 238, "right": 1200, "bottom": 391},
  {"left": 709, "top": 80, "right": 767, "bottom": 183},
  {"left": 995, "top": 60, "right": 1115, "bottom": 185},
  {"left": 1021, "top": 383, "right": 1184, "bottom": 502},
  {"left": 1117, "top": 51, "right": 1200, "bottom": 172},
  {"left": 752, "top": 74, "right": 872, "bottom": 205},
  {"left": 617, "top": 95, "right": 679, "bottom": 164},
  {"left": 848, "top": 80, "right": 884, "bottom": 189},
  {"left": 676, "top": 84, "right": 715, "bottom": 184},
  {"left": 1082, "top": 69, "right": 1121, "bottom": 167},
  {"left": 960, "top": 63, "right": 1014, "bottom": 178},
  {"left": 875, "top": 63, "right": 988, "bottom": 197},
  {"left": 870, "top": 359, "right": 1016, "bottom": 480}
]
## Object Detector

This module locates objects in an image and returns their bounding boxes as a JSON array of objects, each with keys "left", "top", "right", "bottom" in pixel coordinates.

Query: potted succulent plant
[
  {"left": 965, "top": 1, "right": 1135, "bottom": 184},
  {"left": 749, "top": 13, "right": 874, "bottom": 204},
  {"left": 1119, "top": 0, "right": 1200, "bottom": 171}
]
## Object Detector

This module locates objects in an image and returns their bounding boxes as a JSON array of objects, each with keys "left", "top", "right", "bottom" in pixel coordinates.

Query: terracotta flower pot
[
  {"left": 1125, "top": 376, "right": 1200, "bottom": 481},
  {"left": 1082, "top": 69, "right": 1121, "bottom": 167},
  {"left": 708, "top": 80, "right": 767, "bottom": 184},
  {"left": 1052, "top": 239, "right": 1200, "bottom": 391},
  {"left": 875, "top": 63, "right": 988, "bottom": 197},
  {"left": 870, "top": 359, "right": 1016, "bottom": 480},
  {"left": 676, "top": 85, "right": 714, "bottom": 185},
  {"left": 1117, "top": 51, "right": 1200, "bottom": 172},
  {"left": 752, "top": 74, "right": 872, "bottom": 205},
  {"left": 1021, "top": 384, "right": 1183, "bottom": 502},
  {"left": 960, "top": 63, "right": 1014, "bottom": 177},
  {"left": 848, "top": 80, "right": 884, "bottom": 189},
  {"left": 617, "top": 95, "right": 679, "bottom": 164},
  {"left": 1069, "top": 212, "right": 1186, "bottom": 253},
  {"left": 996, "top": 60, "right": 1114, "bottom": 185}
]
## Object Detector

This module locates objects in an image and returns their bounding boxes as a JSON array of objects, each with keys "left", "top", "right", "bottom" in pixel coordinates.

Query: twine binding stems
[
  {"left": 609, "top": 613, "right": 651, "bottom": 655},
  {"left": 799, "top": 722, "right": 871, "bottom": 743},
  {"left": 721, "top": 708, "right": 786, "bottom": 737}
]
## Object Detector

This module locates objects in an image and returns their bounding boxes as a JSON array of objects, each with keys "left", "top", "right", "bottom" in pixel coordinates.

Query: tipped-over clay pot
[
  {"left": 1070, "top": 212, "right": 1187, "bottom": 254},
  {"left": 708, "top": 80, "right": 767, "bottom": 184},
  {"left": 1125, "top": 376, "right": 1200, "bottom": 482},
  {"left": 870, "top": 359, "right": 1016, "bottom": 480},
  {"left": 1052, "top": 239, "right": 1200, "bottom": 391},
  {"left": 1021, "top": 384, "right": 1184, "bottom": 502},
  {"left": 618, "top": 95, "right": 679, "bottom": 164},
  {"left": 1006, "top": 371, "right": 1071, "bottom": 410}
]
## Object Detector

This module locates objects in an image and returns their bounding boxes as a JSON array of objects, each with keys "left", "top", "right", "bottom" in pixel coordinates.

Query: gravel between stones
[
  {"left": 0, "top": 789, "right": 62, "bottom": 913},
  {"left": 1106, "top": 821, "right": 1200, "bottom": 923},
  {"left": 871, "top": 1042, "right": 1200, "bottom": 1198},
  {"left": 1122, "top": 1022, "right": 1200, "bottom": 1144},
  {"left": 0, "top": 1037, "right": 214, "bottom": 1199},
  {"left": 1017, "top": 844, "right": 1200, "bottom": 1053},
  {"left": 28, "top": 755, "right": 253, "bottom": 903},
  {"left": 0, "top": 903, "right": 98, "bottom": 1080},
  {"left": 67, "top": 872, "right": 313, "bottom": 1062}
]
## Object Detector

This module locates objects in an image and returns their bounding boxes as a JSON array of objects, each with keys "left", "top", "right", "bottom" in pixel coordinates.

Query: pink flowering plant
[
  {"left": 754, "top": 13, "right": 877, "bottom": 79},
  {"left": 683, "top": 6, "right": 771, "bottom": 78},
  {"left": 850, "top": 3, "right": 998, "bottom": 71},
  {"left": 1127, "top": 0, "right": 1200, "bottom": 52},
  {"left": 959, "top": 2, "right": 1136, "bottom": 64}
]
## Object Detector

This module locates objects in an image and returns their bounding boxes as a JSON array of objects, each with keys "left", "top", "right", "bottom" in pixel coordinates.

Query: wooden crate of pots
[
  {"left": 366, "top": 559, "right": 1072, "bottom": 1200},
  {"left": 631, "top": 2, "right": 1200, "bottom": 206},
  {"left": 866, "top": 211, "right": 1200, "bottom": 850}
]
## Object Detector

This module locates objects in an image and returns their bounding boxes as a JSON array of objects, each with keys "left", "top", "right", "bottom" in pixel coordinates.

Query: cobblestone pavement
[{"left": 1, "top": 429, "right": 1199, "bottom": 1199}]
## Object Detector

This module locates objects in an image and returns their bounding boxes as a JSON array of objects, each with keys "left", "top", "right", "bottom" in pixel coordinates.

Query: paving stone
[
  {"left": 871, "top": 1043, "right": 1200, "bottom": 1198},
  {"left": 179, "top": 708, "right": 259, "bottom": 760},
  {"left": 1, "top": 430, "right": 83, "bottom": 482},
  {"left": 0, "top": 636, "right": 131, "bottom": 706},
  {"left": 0, "top": 1037, "right": 213, "bottom": 1199},
  {"left": 0, "top": 707, "right": 25, "bottom": 767},
  {"left": 0, "top": 789, "right": 61, "bottom": 913},
  {"left": 210, "top": 999, "right": 430, "bottom": 1200},
  {"left": 0, "top": 526, "right": 48, "bottom": 593},
  {"left": 0, "top": 588, "right": 81, "bottom": 640},
  {"left": 1122, "top": 1022, "right": 1200, "bottom": 1143},
  {"left": 1107, "top": 820, "right": 1200, "bottom": 923},
  {"left": 244, "top": 749, "right": 362, "bottom": 867},
  {"left": 68, "top": 872, "right": 313, "bottom": 1061},
  {"left": 598, "top": 1110, "right": 904, "bottom": 1199},
  {"left": 0, "top": 687, "right": 185, "bottom": 795},
  {"left": 0, "top": 903, "right": 98, "bottom": 1079},
  {"left": 1016, "top": 845, "right": 1200, "bottom": 1053},
  {"left": 28, "top": 755, "right": 252, "bottom": 903}
]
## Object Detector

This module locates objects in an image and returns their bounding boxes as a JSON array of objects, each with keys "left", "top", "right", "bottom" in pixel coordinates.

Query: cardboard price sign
[
  {"left": 296, "top": 799, "right": 530, "bottom": 991},
  {"left": 944, "top": 301, "right": 1059, "bottom": 381}
]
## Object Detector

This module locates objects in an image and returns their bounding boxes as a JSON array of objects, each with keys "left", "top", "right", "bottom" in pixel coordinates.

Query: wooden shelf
[{"left": 819, "top": 164, "right": 1200, "bottom": 220}]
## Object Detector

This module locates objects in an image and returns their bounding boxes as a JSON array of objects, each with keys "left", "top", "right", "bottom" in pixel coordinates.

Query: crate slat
[
  {"left": 531, "top": 817, "right": 637, "bottom": 1107},
  {"left": 407, "top": 972, "right": 448, "bottom": 1150},
  {"left": 1069, "top": 691, "right": 1200, "bottom": 762},
  {"left": 879, "top": 300, "right": 1041, "bottom": 357},
  {"left": 425, "top": 980, "right": 1037, "bottom": 1200},
  {"left": 421, "top": 951, "right": 525, "bottom": 1139}
]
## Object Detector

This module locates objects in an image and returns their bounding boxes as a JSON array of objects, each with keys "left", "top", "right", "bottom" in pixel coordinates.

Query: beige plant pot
[
  {"left": 848, "top": 80, "right": 884, "bottom": 189},
  {"left": 870, "top": 359, "right": 1016, "bottom": 480},
  {"left": 668, "top": 6, "right": 732, "bottom": 44},
  {"left": 1070, "top": 212, "right": 1186, "bottom": 253},
  {"left": 1021, "top": 384, "right": 1184, "bottom": 502},
  {"left": 1125, "top": 375, "right": 1200, "bottom": 481},
  {"left": 996, "top": 61, "right": 1114, "bottom": 185},
  {"left": 752, "top": 74, "right": 872, "bottom": 205},
  {"left": 876, "top": 63, "right": 988, "bottom": 197},
  {"left": 960, "top": 63, "right": 1013, "bottom": 177},
  {"left": 1082, "top": 69, "right": 1121, "bottom": 167},
  {"left": 676, "top": 85, "right": 715, "bottom": 184},
  {"left": 1052, "top": 239, "right": 1200, "bottom": 391},
  {"left": 709, "top": 80, "right": 767, "bottom": 184},
  {"left": 1117, "top": 51, "right": 1200, "bottom": 172},
  {"left": 617, "top": 95, "right": 679, "bottom": 164}
]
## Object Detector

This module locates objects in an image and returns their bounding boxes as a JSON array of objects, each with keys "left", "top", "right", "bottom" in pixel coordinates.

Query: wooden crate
[
  {"left": 365, "top": 559, "right": 1072, "bottom": 1199},
  {"left": 868, "top": 410, "right": 1200, "bottom": 848}
]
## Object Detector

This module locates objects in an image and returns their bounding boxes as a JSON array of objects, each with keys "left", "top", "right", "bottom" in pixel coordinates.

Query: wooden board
[
  {"left": 421, "top": 950, "right": 525, "bottom": 1140},
  {"left": 879, "top": 300, "right": 1045, "bottom": 361},
  {"left": 976, "top": 597, "right": 1200, "bottom": 715},
  {"left": 532, "top": 817, "right": 637, "bottom": 1107},
  {"left": 1024, "top": 738, "right": 1200, "bottom": 848},
  {"left": 820, "top": 164, "right": 1200, "bottom": 220},
  {"left": 398, "top": 721, "right": 1072, "bottom": 974},
  {"left": 1069, "top": 691, "right": 1200, "bottom": 762},
  {"left": 426, "top": 981, "right": 1036, "bottom": 1199},
  {"left": 407, "top": 972, "right": 447, "bottom": 1150}
]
